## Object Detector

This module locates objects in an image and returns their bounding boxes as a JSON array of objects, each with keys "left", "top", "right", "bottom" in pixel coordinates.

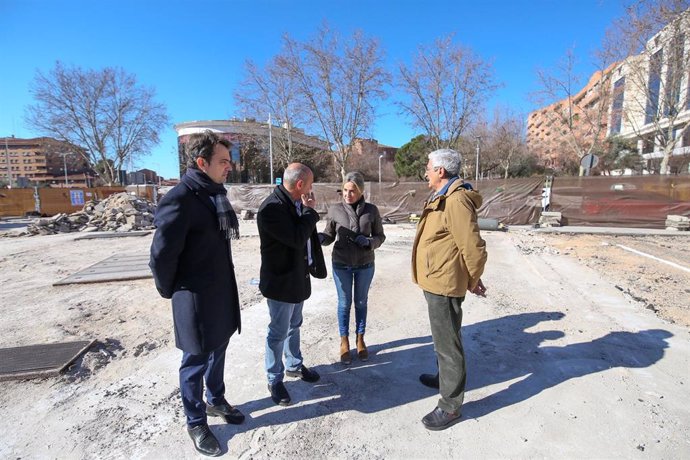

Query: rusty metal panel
[
  {"left": 53, "top": 253, "right": 152, "bottom": 286},
  {"left": 0, "top": 340, "right": 94, "bottom": 381}
]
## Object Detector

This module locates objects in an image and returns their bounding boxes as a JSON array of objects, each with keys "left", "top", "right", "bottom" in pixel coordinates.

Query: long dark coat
[
  {"left": 257, "top": 185, "right": 327, "bottom": 303},
  {"left": 149, "top": 178, "right": 241, "bottom": 354}
]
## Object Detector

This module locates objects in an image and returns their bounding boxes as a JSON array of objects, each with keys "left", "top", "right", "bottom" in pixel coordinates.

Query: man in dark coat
[
  {"left": 257, "top": 163, "right": 327, "bottom": 406},
  {"left": 150, "top": 130, "right": 243, "bottom": 457}
]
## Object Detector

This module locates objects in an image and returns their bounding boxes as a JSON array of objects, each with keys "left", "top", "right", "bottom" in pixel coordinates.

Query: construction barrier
[
  {"left": 0, "top": 186, "right": 156, "bottom": 217},
  {"left": 2, "top": 178, "right": 689, "bottom": 228}
]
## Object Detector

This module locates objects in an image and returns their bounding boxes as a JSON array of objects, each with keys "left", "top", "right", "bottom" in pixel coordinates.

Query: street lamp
[
  {"left": 475, "top": 136, "right": 482, "bottom": 181},
  {"left": 378, "top": 153, "right": 384, "bottom": 185},
  {"left": 268, "top": 113, "right": 274, "bottom": 185}
]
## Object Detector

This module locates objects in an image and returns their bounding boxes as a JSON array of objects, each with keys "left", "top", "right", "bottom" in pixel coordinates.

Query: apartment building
[
  {"left": 526, "top": 65, "right": 616, "bottom": 171},
  {"left": 1, "top": 137, "right": 50, "bottom": 187},
  {"left": 528, "top": 10, "right": 690, "bottom": 174},
  {"left": 528, "top": 10, "right": 690, "bottom": 175},
  {"left": 1, "top": 136, "right": 96, "bottom": 187},
  {"left": 607, "top": 11, "right": 690, "bottom": 173}
]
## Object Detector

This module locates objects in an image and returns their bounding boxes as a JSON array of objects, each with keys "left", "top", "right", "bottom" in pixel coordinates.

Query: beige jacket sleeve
[{"left": 446, "top": 194, "right": 487, "bottom": 290}]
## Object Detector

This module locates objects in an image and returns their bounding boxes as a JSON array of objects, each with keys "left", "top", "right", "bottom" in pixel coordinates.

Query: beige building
[
  {"left": 607, "top": 11, "right": 690, "bottom": 173},
  {"left": 528, "top": 10, "right": 690, "bottom": 175}
]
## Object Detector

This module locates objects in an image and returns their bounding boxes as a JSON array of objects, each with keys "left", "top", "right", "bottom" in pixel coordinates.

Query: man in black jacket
[
  {"left": 150, "top": 131, "right": 243, "bottom": 457},
  {"left": 257, "top": 163, "right": 327, "bottom": 406}
]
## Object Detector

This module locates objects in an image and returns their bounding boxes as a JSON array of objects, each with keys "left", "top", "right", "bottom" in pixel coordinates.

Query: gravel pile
[{"left": 27, "top": 192, "right": 156, "bottom": 235}]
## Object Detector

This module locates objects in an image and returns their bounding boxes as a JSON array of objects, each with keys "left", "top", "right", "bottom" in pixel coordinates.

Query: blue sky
[{"left": 1, "top": 0, "right": 626, "bottom": 179}]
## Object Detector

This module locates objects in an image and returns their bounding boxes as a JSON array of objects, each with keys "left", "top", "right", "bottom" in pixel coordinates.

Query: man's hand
[
  {"left": 470, "top": 279, "right": 487, "bottom": 297},
  {"left": 301, "top": 192, "right": 317, "bottom": 209}
]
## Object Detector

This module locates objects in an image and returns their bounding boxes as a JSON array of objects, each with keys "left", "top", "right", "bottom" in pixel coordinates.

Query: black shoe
[
  {"left": 286, "top": 365, "right": 320, "bottom": 383},
  {"left": 419, "top": 373, "right": 440, "bottom": 389},
  {"left": 206, "top": 399, "right": 245, "bottom": 425},
  {"left": 187, "top": 424, "right": 221, "bottom": 457},
  {"left": 422, "top": 406, "right": 462, "bottom": 431},
  {"left": 268, "top": 382, "right": 291, "bottom": 406}
]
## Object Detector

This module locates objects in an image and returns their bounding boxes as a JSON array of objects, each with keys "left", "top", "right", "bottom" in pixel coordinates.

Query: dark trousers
[
  {"left": 424, "top": 291, "right": 466, "bottom": 413},
  {"left": 179, "top": 339, "right": 229, "bottom": 427}
]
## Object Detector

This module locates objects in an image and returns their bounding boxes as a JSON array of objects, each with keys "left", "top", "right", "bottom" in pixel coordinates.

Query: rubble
[
  {"left": 665, "top": 214, "right": 689, "bottom": 231},
  {"left": 27, "top": 193, "right": 156, "bottom": 235},
  {"left": 539, "top": 211, "right": 562, "bottom": 227}
]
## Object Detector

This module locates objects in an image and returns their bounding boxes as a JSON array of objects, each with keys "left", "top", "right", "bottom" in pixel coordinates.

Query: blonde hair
[{"left": 343, "top": 171, "right": 364, "bottom": 193}]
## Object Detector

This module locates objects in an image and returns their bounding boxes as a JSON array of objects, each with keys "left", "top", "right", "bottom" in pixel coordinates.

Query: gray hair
[
  {"left": 428, "top": 149, "right": 462, "bottom": 177},
  {"left": 283, "top": 163, "right": 312, "bottom": 187},
  {"left": 343, "top": 171, "right": 365, "bottom": 193}
]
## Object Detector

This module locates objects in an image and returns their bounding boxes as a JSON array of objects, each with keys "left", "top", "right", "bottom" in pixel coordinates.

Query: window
[
  {"left": 610, "top": 77, "right": 626, "bottom": 134},
  {"left": 664, "top": 33, "right": 684, "bottom": 117},
  {"left": 687, "top": 69, "right": 690, "bottom": 110},
  {"left": 646, "top": 49, "right": 663, "bottom": 124}
]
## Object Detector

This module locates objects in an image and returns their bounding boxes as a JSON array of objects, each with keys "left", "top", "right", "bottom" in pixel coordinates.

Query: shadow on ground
[{"left": 212, "top": 311, "right": 671, "bottom": 452}]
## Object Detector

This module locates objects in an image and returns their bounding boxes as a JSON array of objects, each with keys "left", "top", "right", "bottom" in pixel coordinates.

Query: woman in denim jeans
[{"left": 319, "top": 172, "right": 386, "bottom": 364}]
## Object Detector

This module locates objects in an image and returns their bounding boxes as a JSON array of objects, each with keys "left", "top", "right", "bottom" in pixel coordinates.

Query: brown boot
[
  {"left": 356, "top": 333, "right": 368, "bottom": 361},
  {"left": 340, "top": 336, "right": 352, "bottom": 364}
]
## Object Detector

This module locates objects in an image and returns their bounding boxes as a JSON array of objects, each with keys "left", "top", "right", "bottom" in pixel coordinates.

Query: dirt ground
[
  {"left": 513, "top": 231, "right": 690, "bottom": 328},
  {"left": 1, "top": 221, "right": 689, "bottom": 459}
]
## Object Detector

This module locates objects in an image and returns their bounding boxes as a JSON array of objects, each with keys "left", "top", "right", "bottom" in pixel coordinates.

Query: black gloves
[{"left": 354, "top": 235, "right": 371, "bottom": 248}]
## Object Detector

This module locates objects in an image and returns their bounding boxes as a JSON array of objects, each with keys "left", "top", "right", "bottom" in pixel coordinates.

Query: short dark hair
[{"left": 186, "top": 130, "right": 231, "bottom": 169}]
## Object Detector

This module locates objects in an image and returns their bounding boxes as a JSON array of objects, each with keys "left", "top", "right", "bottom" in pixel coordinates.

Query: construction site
[{"left": 0, "top": 176, "right": 689, "bottom": 458}]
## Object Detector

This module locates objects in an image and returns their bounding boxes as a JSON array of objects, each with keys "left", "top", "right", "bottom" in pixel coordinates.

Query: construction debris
[
  {"left": 27, "top": 193, "right": 156, "bottom": 235},
  {"left": 539, "top": 211, "right": 562, "bottom": 227},
  {"left": 665, "top": 214, "right": 690, "bottom": 231}
]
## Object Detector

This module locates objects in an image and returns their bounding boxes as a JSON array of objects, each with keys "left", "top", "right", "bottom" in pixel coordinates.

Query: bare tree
[
  {"left": 235, "top": 56, "right": 311, "bottom": 169},
  {"left": 602, "top": 0, "right": 690, "bottom": 174},
  {"left": 397, "top": 35, "right": 498, "bottom": 151},
  {"left": 25, "top": 62, "right": 169, "bottom": 185},
  {"left": 533, "top": 49, "right": 616, "bottom": 175},
  {"left": 281, "top": 25, "right": 390, "bottom": 180},
  {"left": 484, "top": 109, "right": 529, "bottom": 179}
]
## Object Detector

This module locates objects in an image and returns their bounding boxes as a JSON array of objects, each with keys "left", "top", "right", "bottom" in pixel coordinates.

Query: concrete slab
[
  {"left": 53, "top": 253, "right": 152, "bottom": 286},
  {"left": 515, "top": 225, "right": 690, "bottom": 236},
  {"left": 73, "top": 231, "right": 151, "bottom": 240},
  {"left": 0, "top": 340, "right": 94, "bottom": 381}
]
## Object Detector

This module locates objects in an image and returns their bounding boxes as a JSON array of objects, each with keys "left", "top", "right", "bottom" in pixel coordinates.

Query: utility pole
[
  {"left": 268, "top": 113, "right": 274, "bottom": 185},
  {"left": 475, "top": 136, "right": 482, "bottom": 181}
]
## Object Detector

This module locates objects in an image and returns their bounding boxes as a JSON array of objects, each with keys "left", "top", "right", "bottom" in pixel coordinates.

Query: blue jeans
[
  {"left": 332, "top": 262, "right": 375, "bottom": 337},
  {"left": 179, "top": 339, "right": 229, "bottom": 427},
  {"left": 265, "top": 298, "right": 304, "bottom": 385}
]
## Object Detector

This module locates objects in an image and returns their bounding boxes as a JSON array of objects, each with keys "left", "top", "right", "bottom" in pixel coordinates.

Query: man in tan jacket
[{"left": 412, "top": 148, "right": 487, "bottom": 431}]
